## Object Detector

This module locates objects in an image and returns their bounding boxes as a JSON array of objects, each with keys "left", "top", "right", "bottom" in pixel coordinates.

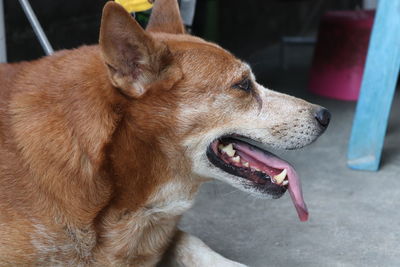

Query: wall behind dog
[
  {"left": 4, "top": 0, "right": 107, "bottom": 61},
  {"left": 4, "top": 0, "right": 359, "bottom": 62},
  {"left": 214, "top": 0, "right": 362, "bottom": 58}
]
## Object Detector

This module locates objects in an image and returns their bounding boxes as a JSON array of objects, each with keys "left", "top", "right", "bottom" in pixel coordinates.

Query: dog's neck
[
  {"left": 103, "top": 113, "right": 194, "bottom": 211},
  {"left": 93, "top": 114, "right": 201, "bottom": 263}
]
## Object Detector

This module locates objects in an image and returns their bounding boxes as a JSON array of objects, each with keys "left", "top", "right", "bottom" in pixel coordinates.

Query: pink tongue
[
  {"left": 287, "top": 168, "right": 308, "bottom": 221},
  {"left": 234, "top": 143, "right": 309, "bottom": 221}
]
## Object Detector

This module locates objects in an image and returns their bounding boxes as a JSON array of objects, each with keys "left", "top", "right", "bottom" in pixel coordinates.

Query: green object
[{"left": 135, "top": 10, "right": 151, "bottom": 28}]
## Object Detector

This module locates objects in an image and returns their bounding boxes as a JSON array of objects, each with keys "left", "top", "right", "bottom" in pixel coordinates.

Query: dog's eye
[{"left": 233, "top": 78, "right": 252, "bottom": 92}]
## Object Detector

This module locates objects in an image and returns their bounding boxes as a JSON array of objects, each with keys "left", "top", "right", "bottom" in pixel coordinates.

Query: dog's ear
[
  {"left": 99, "top": 2, "right": 180, "bottom": 98},
  {"left": 146, "top": 0, "right": 185, "bottom": 34}
]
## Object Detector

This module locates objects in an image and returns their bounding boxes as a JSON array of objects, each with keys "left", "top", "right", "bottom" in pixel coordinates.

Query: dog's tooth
[
  {"left": 282, "top": 180, "right": 289, "bottom": 186},
  {"left": 232, "top": 156, "right": 240, "bottom": 163},
  {"left": 221, "top": 144, "right": 236, "bottom": 157},
  {"left": 252, "top": 167, "right": 260, "bottom": 172},
  {"left": 242, "top": 161, "right": 249, "bottom": 167},
  {"left": 272, "top": 169, "right": 287, "bottom": 184}
]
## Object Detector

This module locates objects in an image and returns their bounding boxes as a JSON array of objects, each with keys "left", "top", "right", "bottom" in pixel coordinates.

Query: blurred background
[{"left": 3, "top": 0, "right": 362, "bottom": 61}]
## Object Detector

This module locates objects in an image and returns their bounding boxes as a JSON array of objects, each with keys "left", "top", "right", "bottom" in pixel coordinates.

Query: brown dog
[{"left": 0, "top": 0, "right": 330, "bottom": 266}]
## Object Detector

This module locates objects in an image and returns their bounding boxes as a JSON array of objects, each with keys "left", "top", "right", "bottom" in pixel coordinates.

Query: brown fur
[{"left": 0, "top": 1, "right": 327, "bottom": 266}]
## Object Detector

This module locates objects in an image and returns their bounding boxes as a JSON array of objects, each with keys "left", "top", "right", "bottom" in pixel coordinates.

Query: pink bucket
[{"left": 308, "top": 10, "right": 375, "bottom": 101}]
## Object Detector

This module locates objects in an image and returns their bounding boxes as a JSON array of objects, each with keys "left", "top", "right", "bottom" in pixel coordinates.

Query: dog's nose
[{"left": 315, "top": 108, "right": 331, "bottom": 128}]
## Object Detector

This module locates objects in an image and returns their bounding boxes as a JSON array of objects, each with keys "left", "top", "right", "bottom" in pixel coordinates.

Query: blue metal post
[{"left": 348, "top": 0, "right": 400, "bottom": 171}]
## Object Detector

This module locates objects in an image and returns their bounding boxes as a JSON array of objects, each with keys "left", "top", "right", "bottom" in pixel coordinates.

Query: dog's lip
[
  {"left": 207, "top": 135, "right": 308, "bottom": 222},
  {"left": 207, "top": 143, "right": 288, "bottom": 199}
]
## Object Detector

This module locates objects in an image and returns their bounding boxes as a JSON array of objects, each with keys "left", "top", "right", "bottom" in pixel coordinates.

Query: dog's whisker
[{"left": 220, "top": 188, "right": 240, "bottom": 198}]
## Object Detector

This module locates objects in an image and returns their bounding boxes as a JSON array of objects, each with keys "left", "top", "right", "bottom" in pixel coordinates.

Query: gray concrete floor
[{"left": 179, "top": 45, "right": 400, "bottom": 267}]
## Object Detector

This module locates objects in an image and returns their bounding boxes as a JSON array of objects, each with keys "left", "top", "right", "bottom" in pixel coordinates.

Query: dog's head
[{"left": 99, "top": 0, "right": 330, "bottom": 221}]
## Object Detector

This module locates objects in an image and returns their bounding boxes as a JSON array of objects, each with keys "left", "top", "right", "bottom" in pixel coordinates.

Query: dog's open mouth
[{"left": 206, "top": 135, "right": 308, "bottom": 221}]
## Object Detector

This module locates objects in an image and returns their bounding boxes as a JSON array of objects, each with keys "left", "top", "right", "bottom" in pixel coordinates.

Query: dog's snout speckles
[{"left": 271, "top": 115, "right": 323, "bottom": 149}]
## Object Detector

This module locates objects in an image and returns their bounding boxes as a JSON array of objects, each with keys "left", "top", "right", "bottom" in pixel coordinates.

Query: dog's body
[{"left": 0, "top": 1, "right": 330, "bottom": 266}]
